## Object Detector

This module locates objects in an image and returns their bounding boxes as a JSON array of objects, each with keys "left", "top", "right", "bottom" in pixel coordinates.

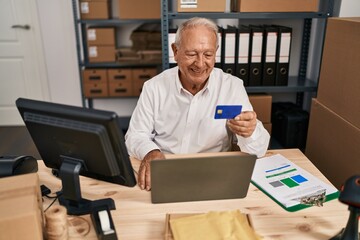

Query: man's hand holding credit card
[
  {"left": 215, "top": 105, "right": 257, "bottom": 138},
  {"left": 214, "top": 105, "right": 242, "bottom": 119}
]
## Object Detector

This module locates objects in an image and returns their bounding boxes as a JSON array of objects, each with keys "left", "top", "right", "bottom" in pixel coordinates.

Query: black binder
[
  {"left": 248, "top": 25, "right": 264, "bottom": 86},
  {"left": 274, "top": 25, "right": 292, "bottom": 86},
  {"left": 222, "top": 26, "right": 238, "bottom": 75},
  {"left": 216, "top": 26, "right": 224, "bottom": 69},
  {"left": 168, "top": 28, "right": 177, "bottom": 69},
  {"left": 236, "top": 25, "right": 251, "bottom": 86},
  {"left": 262, "top": 25, "right": 278, "bottom": 86}
]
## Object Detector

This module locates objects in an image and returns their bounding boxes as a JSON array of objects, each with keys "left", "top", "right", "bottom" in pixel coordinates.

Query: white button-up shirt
[{"left": 125, "top": 67, "right": 270, "bottom": 160}]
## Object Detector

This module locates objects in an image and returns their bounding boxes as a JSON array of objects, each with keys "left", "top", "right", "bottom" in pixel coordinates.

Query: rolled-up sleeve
[{"left": 236, "top": 120, "right": 270, "bottom": 157}]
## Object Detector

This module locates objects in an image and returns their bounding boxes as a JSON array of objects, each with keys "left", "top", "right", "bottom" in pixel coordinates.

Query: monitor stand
[{"left": 56, "top": 156, "right": 115, "bottom": 215}]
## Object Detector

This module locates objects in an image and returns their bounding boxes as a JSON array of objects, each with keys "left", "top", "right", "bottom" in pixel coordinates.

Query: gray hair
[{"left": 174, "top": 17, "right": 219, "bottom": 48}]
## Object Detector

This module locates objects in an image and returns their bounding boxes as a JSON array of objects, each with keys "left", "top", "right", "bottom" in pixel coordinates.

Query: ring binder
[
  {"left": 274, "top": 25, "right": 292, "bottom": 86},
  {"left": 168, "top": 28, "right": 177, "bottom": 68},
  {"left": 262, "top": 25, "right": 278, "bottom": 86},
  {"left": 248, "top": 25, "right": 264, "bottom": 86},
  {"left": 236, "top": 25, "right": 250, "bottom": 86},
  {"left": 222, "top": 26, "right": 237, "bottom": 75},
  {"left": 215, "top": 26, "right": 224, "bottom": 69}
]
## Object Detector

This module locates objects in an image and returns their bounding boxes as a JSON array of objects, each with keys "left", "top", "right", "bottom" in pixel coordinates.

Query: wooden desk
[{"left": 38, "top": 149, "right": 350, "bottom": 240}]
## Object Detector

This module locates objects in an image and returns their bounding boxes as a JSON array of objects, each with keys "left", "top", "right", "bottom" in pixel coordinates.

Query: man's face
[{"left": 172, "top": 25, "right": 217, "bottom": 90}]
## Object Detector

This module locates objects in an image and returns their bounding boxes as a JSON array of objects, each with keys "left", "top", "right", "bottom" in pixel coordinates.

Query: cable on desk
[
  {"left": 43, "top": 187, "right": 62, "bottom": 212},
  {"left": 44, "top": 197, "right": 59, "bottom": 212}
]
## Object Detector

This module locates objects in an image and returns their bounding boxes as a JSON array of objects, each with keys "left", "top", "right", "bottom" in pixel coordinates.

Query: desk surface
[{"left": 38, "top": 149, "right": 349, "bottom": 240}]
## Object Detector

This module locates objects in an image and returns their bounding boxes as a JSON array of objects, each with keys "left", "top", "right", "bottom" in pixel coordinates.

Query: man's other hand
[
  {"left": 138, "top": 149, "right": 165, "bottom": 191},
  {"left": 227, "top": 111, "right": 257, "bottom": 138}
]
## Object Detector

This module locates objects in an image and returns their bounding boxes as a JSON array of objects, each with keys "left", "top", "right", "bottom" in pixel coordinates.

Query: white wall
[
  {"left": 36, "top": 0, "right": 82, "bottom": 107},
  {"left": 36, "top": 0, "right": 360, "bottom": 116},
  {"left": 339, "top": 0, "right": 360, "bottom": 17}
]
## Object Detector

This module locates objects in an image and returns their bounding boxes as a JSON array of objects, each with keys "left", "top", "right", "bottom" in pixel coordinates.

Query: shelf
[
  {"left": 245, "top": 77, "right": 317, "bottom": 93},
  {"left": 71, "top": 0, "right": 335, "bottom": 107},
  {"left": 78, "top": 19, "right": 161, "bottom": 26},
  {"left": 80, "top": 62, "right": 161, "bottom": 68},
  {"left": 84, "top": 76, "right": 316, "bottom": 96},
  {"left": 85, "top": 96, "right": 140, "bottom": 100},
  {"left": 166, "top": 12, "right": 329, "bottom": 20}
]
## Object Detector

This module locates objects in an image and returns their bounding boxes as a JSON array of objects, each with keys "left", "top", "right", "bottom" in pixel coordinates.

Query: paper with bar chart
[{"left": 251, "top": 154, "right": 339, "bottom": 211}]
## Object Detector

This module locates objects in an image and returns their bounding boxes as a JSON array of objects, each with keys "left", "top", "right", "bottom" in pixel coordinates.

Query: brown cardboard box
[
  {"left": 107, "top": 69, "right": 132, "bottom": 84},
  {"left": 317, "top": 17, "right": 360, "bottom": 129},
  {"left": 138, "top": 50, "right": 162, "bottom": 63},
  {"left": 109, "top": 82, "right": 133, "bottom": 97},
  {"left": 116, "top": 48, "right": 142, "bottom": 62},
  {"left": 87, "top": 28, "right": 115, "bottom": 46},
  {"left": 263, "top": 123, "right": 272, "bottom": 135},
  {"left": 79, "top": 0, "right": 109, "bottom": 20},
  {"left": 248, "top": 94, "right": 272, "bottom": 123},
  {"left": 118, "top": 0, "right": 160, "bottom": 19},
  {"left": 82, "top": 69, "right": 108, "bottom": 84},
  {"left": 132, "top": 68, "right": 157, "bottom": 96},
  {"left": 0, "top": 173, "right": 44, "bottom": 240},
  {"left": 305, "top": 99, "right": 360, "bottom": 189},
  {"left": 88, "top": 46, "right": 116, "bottom": 62},
  {"left": 178, "top": 0, "right": 226, "bottom": 12},
  {"left": 108, "top": 69, "right": 133, "bottom": 97},
  {"left": 83, "top": 83, "right": 109, "bottom": 97},
  {"left": 231, "top": 0, "right": 318, "bottom": 12}
]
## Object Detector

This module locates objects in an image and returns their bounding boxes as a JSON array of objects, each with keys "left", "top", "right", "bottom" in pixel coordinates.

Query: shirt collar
[{"left": 175, "top": 68, "right": 213, "bottom": 96}]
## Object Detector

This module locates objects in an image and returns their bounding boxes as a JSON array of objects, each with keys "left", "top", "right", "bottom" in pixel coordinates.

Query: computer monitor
[{"left": 16, "top": 98, "right": 137, "bottom": 215}]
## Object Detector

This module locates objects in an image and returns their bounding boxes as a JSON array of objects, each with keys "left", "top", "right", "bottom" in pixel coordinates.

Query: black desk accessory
[
  {"left": 0, "top": 155, "right": 38, "bottom": 177},
  {"left": 330, "top": 175, "right": 360, "bottom": 240},
  {"left": 91, "top": 205, "right": 118, "bottom": 240}
]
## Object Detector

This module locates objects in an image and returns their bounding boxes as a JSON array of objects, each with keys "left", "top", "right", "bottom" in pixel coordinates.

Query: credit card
[{"left": 214, "top": 105, "right": 242, "bottom": 119}]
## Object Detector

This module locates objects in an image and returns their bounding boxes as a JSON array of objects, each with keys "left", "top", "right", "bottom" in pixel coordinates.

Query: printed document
[{"left": 251, "top": 154, "right": 338, "bottom": 211}]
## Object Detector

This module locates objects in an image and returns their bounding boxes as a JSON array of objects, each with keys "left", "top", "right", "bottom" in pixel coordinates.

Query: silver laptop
[{"left": 151, "top": 153, "right": 257, "bottom": 203}]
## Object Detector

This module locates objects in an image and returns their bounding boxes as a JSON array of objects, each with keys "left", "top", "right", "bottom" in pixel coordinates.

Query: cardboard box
[
  {"left": 116, "top": 48, "right": 142, "bottom": 62},
  {"left": 305, "top": 99, "right": 360, "bottom": 189},
  {"left": 130, "top": 23, "right": 162, "bottom": 51},
  {"left": 80, "top": 0, "right": 109, "bottom": 20},
  {"left": 178, "top": 0, "right": 226, "bottom": 12},
  {"left": 108, "top": 69, "right": 133, "bottom": 97},
  {"left": 82, "top": 69, "right": 108, "bottom": 84},
  {"left": 248, "top": 94, "right": 272, "bottom": 123},
  {"left": 107, "top": 69, "right": 132, "bottom": 84},
  {"left": 317, "top": 17, "right": 360, "bottom": 129},
  {"left": 263, "top": 123, "right": 272, "bottom": 135},
  {"left": 83, "top": 83, "right": 109, "bottom": 97},
  {"left": 108, "top": 82, "right": 133, "bottom": 97},
  {"left": 138, "top": 50, "right": 162, "bottom": 63},
  {"left": 132, "top": 68, "right": 157, "bottom": 96},
  {"left": 88, "top": 46, "right": 116, "bottom": 62},
  {"left": 0, "top": 173, "right": 44, "bottom": 240},
  {"left": 118, "top": 0, "right": 160, "bottom": 19},
  {"left": 231, "top": 0, "right": 318, "bottom": 12},
  {"left": 87, "top": 28, "right": 115, "bottom": 46}
]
